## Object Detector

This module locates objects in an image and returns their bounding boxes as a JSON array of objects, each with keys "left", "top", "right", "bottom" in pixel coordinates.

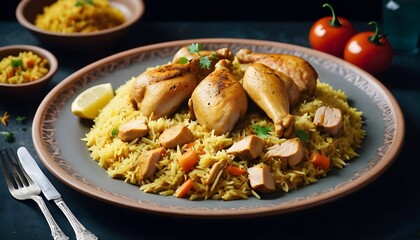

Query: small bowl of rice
[
  {"left": 0, "top": 45, "right": 58, "bottom": 99},
  {"left": 16, "top": 0, "right": 145, "bottom": 50}
]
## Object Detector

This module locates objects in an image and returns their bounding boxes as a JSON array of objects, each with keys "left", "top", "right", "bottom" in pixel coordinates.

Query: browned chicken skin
[
  {"left": 130, "top": 60, "right": 199, "bottom": 120},
  {"left": 236, "top": 49, "right": 318, "bottom": 95},
  {"left": 188, "top": 59, "right": 248, "bottom": 135},
  {"left": 242, "top": 62, "right": 295, "bottom": 138},
  {"left": 130, "top": 47, "right": 234, "bottom": 120}
]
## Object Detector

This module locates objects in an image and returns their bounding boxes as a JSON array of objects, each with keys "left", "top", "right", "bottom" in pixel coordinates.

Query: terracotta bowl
[
  {"left": 0, "top": 45, "right": 58, "bottom": 99},
  {"left": 16, "top": 0, "right": 145, "bottom": 50}
]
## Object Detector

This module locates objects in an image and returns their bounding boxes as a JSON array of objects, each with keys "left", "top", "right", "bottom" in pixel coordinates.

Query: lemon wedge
[{"left": 71, "top": 83, "right": 114, "bottom": 119}]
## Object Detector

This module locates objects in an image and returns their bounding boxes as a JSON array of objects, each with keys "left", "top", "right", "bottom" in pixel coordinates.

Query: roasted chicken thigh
[
  {"left": 236, "top": 49, "right": 318, "bottom": 95},
  {"left": 188, "top": 59, "right": 247, "bottom": 135},
  {"left": 130, "top": 60, "right": 199, "bottom": 120}
]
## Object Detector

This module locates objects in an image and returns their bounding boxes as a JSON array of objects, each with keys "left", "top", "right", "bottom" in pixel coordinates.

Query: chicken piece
[
  {"left": 205, "top": 159, "right": 228, "bottom": 185},
  {"left": 172, "top": 46, "right": 234, "bottom": 65},
  {"left": 247, "top": 163, "right": 275, "bottom": 193},
  {"left": 242, "top": 62, "right": 295, "bottom": 138},
  {"left": 226, "top": 135, "right": 265, "bottom": 160},
  {"left": 131, "top": 48, "right": 232, "bottom": 120},
  {"left": 313, "top": 106, "right": 343, "bottom": 136},
  {"left": 265, "top": 138, "right": 305, "bottom": 168},
  {"left": 159, "top": 125, "right": 194, "bottom": 149},
  {"left": 118, "top": 117, "right": 148, "bottom": 142},
  {"left": 188, "top": 59, "right": 248, "bottom": 135},
  {"left": 130, "top": 60, "right": 198, "bottom": 120},
  {"left": 236, "top": 49, "right": 318, "bottom": 95},
  {"left": 136, "top": 147, "right": 166, "bottom": 181},
  {"left": 272, "top": 69, "right": 301, "bottom": 107}
]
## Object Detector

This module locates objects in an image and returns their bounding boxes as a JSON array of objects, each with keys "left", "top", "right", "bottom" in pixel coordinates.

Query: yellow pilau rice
[
  {"left": 83, "top": 64, "right": 366, "bottom": 201},
  {"left": 0, "top": 51, "right": 49, "bottom": 84},
  {"left": 35, "top": 0, "right": 125, "bottom": 33}
]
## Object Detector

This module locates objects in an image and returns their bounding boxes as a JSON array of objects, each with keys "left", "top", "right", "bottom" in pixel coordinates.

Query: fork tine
[
  {"left": 0, "top": 148, "right": 14, "bottom": 189},
  {"left": 2, "top": 148, "right": 29, "bottom": 189},
  {"left": 9, "top": 148, "right": 33, "bottom": 186}
]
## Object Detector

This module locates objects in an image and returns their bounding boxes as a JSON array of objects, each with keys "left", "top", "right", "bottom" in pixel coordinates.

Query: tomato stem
[
  {"left": 323, "top": 3, "right": 341, "bottom": 27},
  {"left": 368, "top": 21, "right": 385, "bottom": 45}
]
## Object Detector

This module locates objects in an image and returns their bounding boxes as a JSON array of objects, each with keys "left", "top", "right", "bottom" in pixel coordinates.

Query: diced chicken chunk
[
  {"left": 313, "top": 106, "right": 343, "bottom": 136},
  {"left": 136, "top": 147, "right": 166, "bottom": 181},
  {"left": 265, "top": 138, "right": 305, "bottom": 168},
  {"left": 118, "top": 117, "right": 149, "bottom": 142},
  {"left": 247, "top": 163, "right": 275, "bottom": 193},
  {"left": 226, "top": 135, "right": 265, "bottom": 160},
  {"left": 159, "top": 125, "right": 194, "bottom": 149},
  {"left": 205, "top": 159, "right": 227, "bottom": 185}
]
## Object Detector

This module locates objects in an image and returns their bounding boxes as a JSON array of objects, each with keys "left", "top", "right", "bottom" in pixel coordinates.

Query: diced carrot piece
[
  {"left": 198, "top": 150, "right": 206, "bottom": 155},
  {"left": 174, "top": 179, "right": 193, "bottom": 198},
  {"left": 227, "top": 165, "right": 246, "bottom": 176},
  {"left": 26, "top": 59, "right": 35, "bottom": 68},
  {"left": 178, "top": 150, "right": 199, "bottom": 172},
  {"left": 309, "top": 152, "right": 331, "bottom": 170},
  {"left": 184, "top": 142, "right": 195, "bottom": 149}
]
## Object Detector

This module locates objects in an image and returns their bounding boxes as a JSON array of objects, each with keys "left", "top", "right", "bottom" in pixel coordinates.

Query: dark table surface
[{"left": 1, "top": 20, "right": 419, "bottom": 240}]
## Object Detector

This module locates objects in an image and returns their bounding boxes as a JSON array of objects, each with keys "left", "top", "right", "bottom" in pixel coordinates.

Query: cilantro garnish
[
  {"left": 188, "top": 43, "right": 202, "bottom": 54},
  {"left": 75, "top": 0, "right": 94, "bottom": 7},
  {"left": 295, "top": 130, "right": 310, "bottom": 142},
  {"left": 199, "top": 57, "right": 212, "bottom": 70},
  {"left": 179, "top": 43, "right": 217, "bottom": 70},
  {"left": 0, "top": 131, "right": 14, "bottom": 143},
  {"left": 11, "top": 59, "right": 23, "bottom": 68},
  {"left": 111, "top": 128, "right": 118, "bottom": 137},
  {"left": 178, "top": 57, "right": 189, "bottom": 64},
  {"left": 16, "top": 116, "right": 26, "bottom": 124},
  {"left": 252, "top": 125, "right": 271, "bottom": 138}
]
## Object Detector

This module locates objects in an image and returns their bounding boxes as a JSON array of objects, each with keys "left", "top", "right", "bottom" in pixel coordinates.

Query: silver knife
[{"left": 18, "top": 147, "right": 98, "bottom": 240}]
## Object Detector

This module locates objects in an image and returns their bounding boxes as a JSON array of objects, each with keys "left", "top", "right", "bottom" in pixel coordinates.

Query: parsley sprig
[
  {"left": 295, "top": 130, "right": 310, "bottom": 142},
  {"left": 0, "top": 131, "right": 14, "bottom": 143},
  {"left": 11, "top": 59, "right": 23, "bottom": 68},
  {"left": 179, "top": 43, "right": 217, "bottom": 70},
  {"left": 75, "top": 0, "right": 94, "bottom": 7},
  {"left": 16, "top": 116, "right": 26, "bottom": 124},
  {"left": 111, "top": 128, "right": 118, "bottom": 137},
  {"left": 252, "top": 125, "right": 271, "bottom": 138}
]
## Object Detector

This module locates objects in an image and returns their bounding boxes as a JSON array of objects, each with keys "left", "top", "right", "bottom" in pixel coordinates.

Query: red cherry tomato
[
  {"left": 309, "top": 3, "right": 356, "bottom": 58},
  {"left": 344, "top": 22, "right": 393, "bottom": 74}
]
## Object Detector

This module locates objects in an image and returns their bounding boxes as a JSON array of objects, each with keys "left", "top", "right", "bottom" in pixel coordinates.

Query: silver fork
[{"left": 1, "top": 148, "right": 69, "bottom": 240}]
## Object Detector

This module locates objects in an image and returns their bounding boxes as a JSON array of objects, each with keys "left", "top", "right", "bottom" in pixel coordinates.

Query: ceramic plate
[{"left": 32, "top": 39, "right": 405, "bottom": 218}]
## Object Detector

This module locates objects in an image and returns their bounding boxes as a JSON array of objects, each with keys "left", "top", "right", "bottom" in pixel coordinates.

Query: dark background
[{"left": 1, "top": 0, "right": 383, "bottom": 22}]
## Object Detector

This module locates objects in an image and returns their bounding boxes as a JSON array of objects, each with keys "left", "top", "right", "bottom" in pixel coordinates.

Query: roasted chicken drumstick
[{"left": 242, "top": 62, "right": 295, "bottom": 138}]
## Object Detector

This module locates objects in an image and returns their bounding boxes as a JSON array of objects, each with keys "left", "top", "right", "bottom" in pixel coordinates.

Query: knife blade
[
  {"left": 17, "top": 146, "right": 98, "bottom": 240},
  {"left": 17, "top": 147, "right": 60, "bottom": 200}
]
